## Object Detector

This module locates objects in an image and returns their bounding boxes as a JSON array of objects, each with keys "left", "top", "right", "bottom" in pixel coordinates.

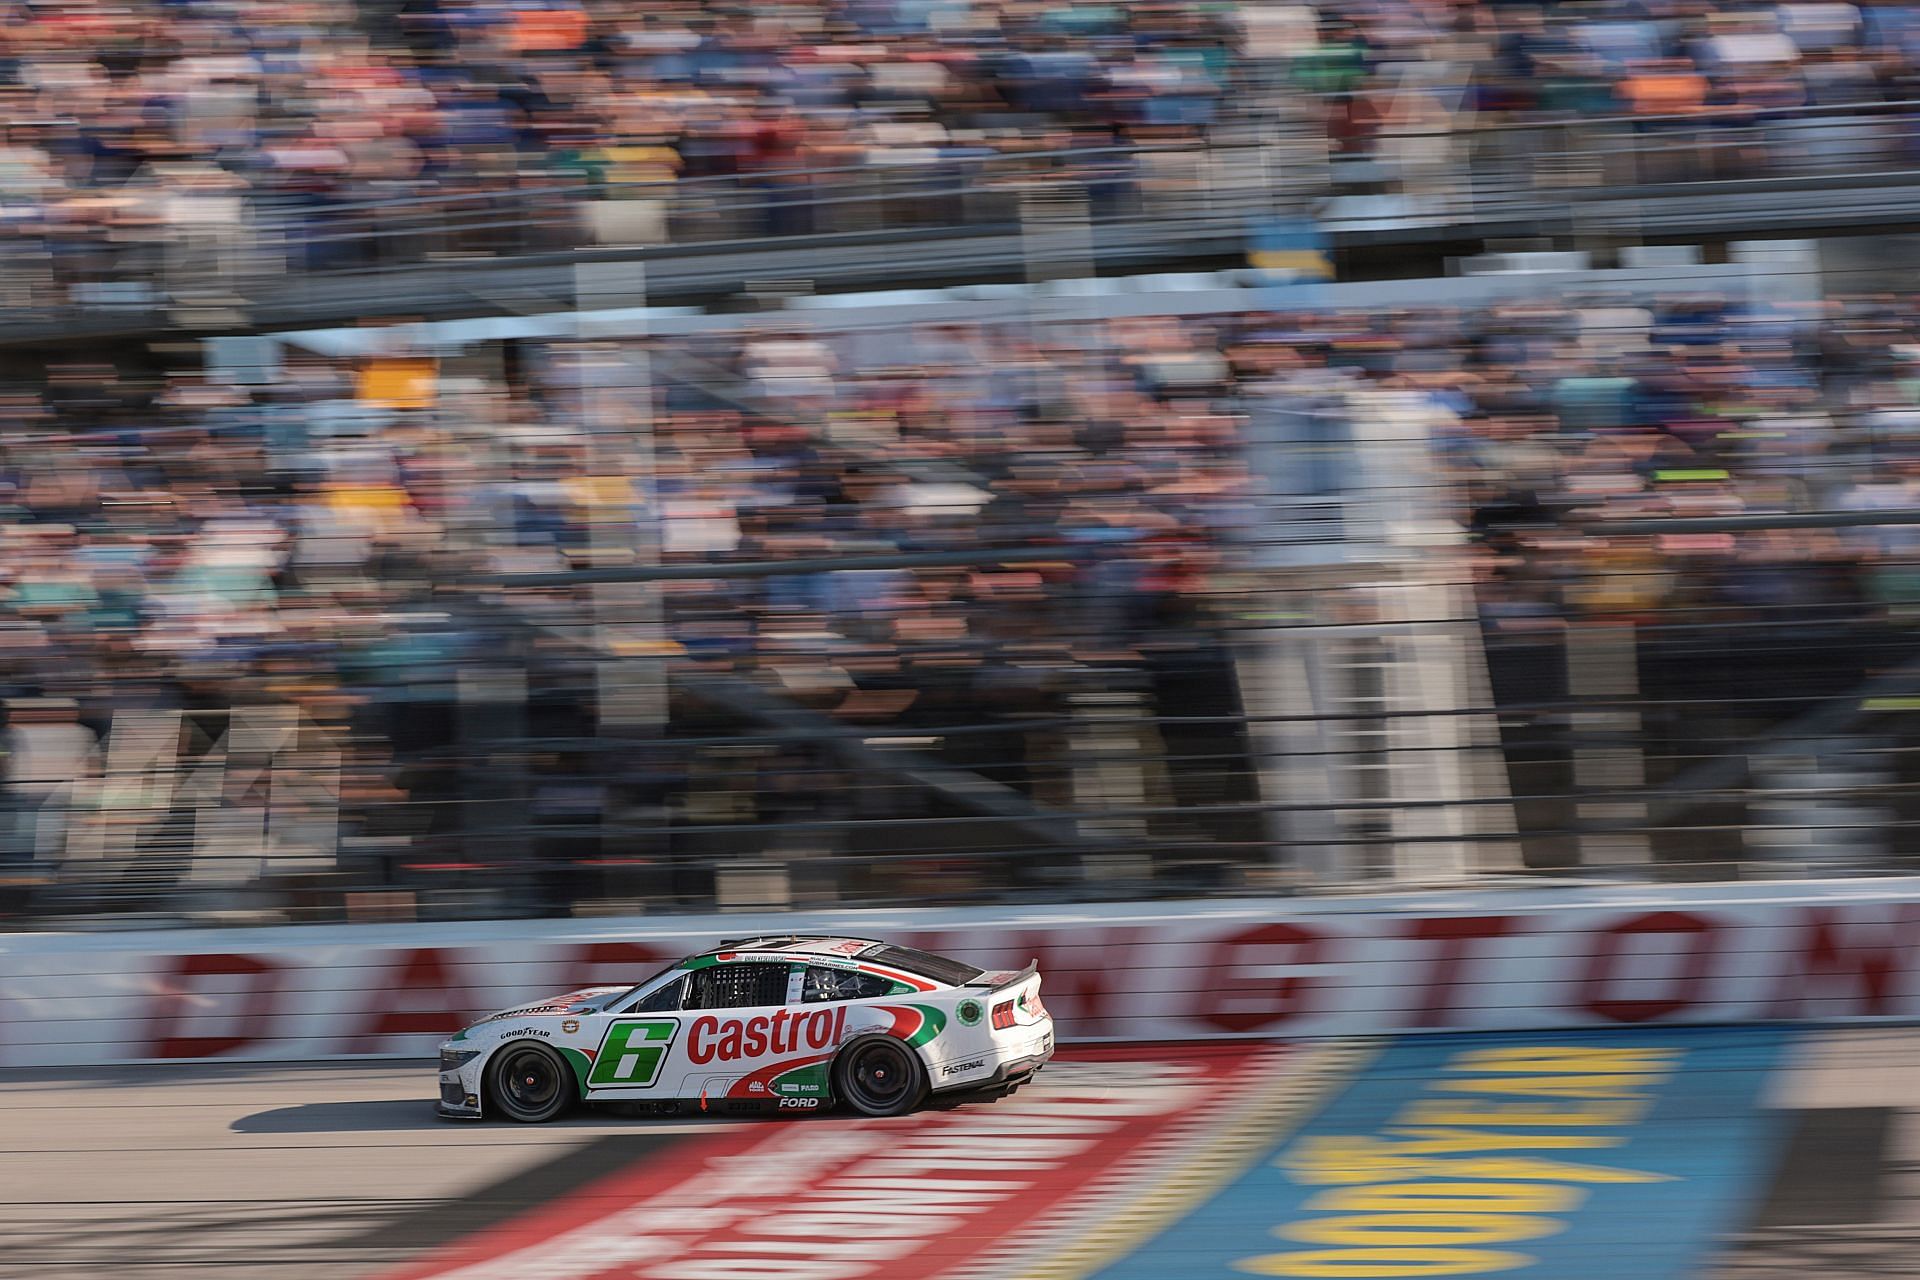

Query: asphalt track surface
[
  {"left": 0, "top": 1062, "right": 710, "bottom": 1279},
  {"left": 3, "top": 1029, "right": 1918, "bottom": 1280}
]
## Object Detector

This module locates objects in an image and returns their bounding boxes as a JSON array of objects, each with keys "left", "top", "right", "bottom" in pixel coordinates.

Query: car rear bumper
[
  {"left": 934, "top": 1027, "right": 1054, "bottom": 1098},
  {"left": 985, "top": 1049, "right": 1050, "bottom": 1088}
]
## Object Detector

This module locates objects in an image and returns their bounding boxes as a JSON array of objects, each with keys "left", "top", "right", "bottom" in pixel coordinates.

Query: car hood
[{"left": 471, "top": 985, "right": 629, "bottom": 1025}]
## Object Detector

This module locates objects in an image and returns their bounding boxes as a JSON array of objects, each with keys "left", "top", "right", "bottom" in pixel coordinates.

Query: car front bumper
[{"left": 437, "top": 1073, "right": 483, "bottom": 1119}]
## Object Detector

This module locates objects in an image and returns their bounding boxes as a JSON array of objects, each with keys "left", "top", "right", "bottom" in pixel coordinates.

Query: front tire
[
  {"left": 488, "top": 1043, "right": 574, "bottom": 1123},
  {"left": 833, "top": 1036, "right": 928, "bottom": 1117}
]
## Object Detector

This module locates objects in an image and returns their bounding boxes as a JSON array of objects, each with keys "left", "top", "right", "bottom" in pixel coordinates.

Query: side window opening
[
  {"left": 685, "top": 962, "right": 791, "bottom": 1010},
  {"left": 801, "top": 966, "right": 893, "bottom": 1003},
  {"left": 632, "top": 975, "right": 686, "bottom": 1013}
]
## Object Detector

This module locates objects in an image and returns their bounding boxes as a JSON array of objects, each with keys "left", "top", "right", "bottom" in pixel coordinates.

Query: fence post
[
  {"left": 1066, "top": 690, "right": 1156, "bottom": 884},
  {"left": 1568, "top": 621, "right": 1651, "bottom": 867},
  {"left": 573, "top": 261, "right": 666, "bottom": 733}
]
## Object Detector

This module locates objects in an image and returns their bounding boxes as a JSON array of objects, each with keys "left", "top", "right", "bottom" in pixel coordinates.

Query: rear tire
[
  {"left": 488, "top": 1043, "right": 574, "bottom": 1123},
  {"left": 833, "top": 1036, "right": 928, "bottom": 1117}
]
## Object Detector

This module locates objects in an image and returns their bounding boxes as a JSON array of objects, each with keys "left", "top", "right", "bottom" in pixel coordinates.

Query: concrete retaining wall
[{"left": 5, "top": 879, "right": 1917, "bottom": 1066}]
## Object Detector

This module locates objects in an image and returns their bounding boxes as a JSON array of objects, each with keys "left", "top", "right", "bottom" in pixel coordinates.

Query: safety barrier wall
[{"left": 4, "top": 879, "right": 1919, "bottom": 1068}]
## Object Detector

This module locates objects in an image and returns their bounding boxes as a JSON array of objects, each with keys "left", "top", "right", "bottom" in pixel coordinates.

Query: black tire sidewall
[
  {"left": 833, "top": 1035, "right": 928, "bottom": 1117},
  {"left": 488, "top": 1042, "right": 574, "bottom": 1123}
]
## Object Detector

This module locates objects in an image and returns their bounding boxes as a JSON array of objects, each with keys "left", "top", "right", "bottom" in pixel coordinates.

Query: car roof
[{"left": 704, "top": 935, "right": 886, "bottom": 959}]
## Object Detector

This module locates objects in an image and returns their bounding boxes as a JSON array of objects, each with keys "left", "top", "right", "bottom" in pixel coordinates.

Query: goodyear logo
[
  {"left": 1243, "top": 1045, "right": 1680, "bottom": 1277},
  {"left": 586, "top": 1019, "right": 677, "bottom": 1087},
  {"left": 1075, "top": 1030, "right": 1793, "bottom": 1280}
]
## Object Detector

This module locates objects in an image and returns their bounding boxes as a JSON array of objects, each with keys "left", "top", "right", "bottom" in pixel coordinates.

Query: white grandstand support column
[
  {"left": 1232, "top": 385, "right": 1519, "bottom": 887},
  {"left": 1374, "top": 568, "right": 1522, "bottom": 881},
  {"left": 1568, "top": 621, "right": 1652, "bottom": 867},
  {"left": 1231, "top": 584, "right": 1350, "bottom": 887},
  {"left": 573, "top": 260, "right": 666, "bottom": 733},
  {"left": 1353, "top": 388, "right": 1520, "bottom": 882}
]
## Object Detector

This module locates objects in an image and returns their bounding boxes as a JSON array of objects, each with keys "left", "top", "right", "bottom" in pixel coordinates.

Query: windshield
[{"left": 614, "top": 961, "right": 688, "bottom": 1005}]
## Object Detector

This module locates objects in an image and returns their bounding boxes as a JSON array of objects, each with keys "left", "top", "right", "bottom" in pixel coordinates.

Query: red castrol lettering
[{"left": 688, "top": 1006, "right": 847, "bottom": 1063}]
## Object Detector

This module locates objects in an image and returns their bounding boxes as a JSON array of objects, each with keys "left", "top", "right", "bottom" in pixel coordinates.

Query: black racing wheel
[
  {"left": 833, "top": 1036, "right": 928, "bottom": 1117},
  {"left": 489, "top": 1042, "right": 574, "bottom": 1123}
]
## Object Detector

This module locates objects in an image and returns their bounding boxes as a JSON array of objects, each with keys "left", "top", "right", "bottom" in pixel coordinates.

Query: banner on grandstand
[{"left": 1248, "top": 217, "right": 1334, "bottom": 283}]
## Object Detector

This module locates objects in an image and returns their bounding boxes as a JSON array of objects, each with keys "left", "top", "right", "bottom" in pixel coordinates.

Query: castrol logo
[{"left": 688, "top": 1007, "right": 848, "bottom": 1064}]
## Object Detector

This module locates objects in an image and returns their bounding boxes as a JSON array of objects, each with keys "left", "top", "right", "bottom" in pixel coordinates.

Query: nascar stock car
[{"left": 437, "top": 935, "right": 1055, "bottom": 1122}]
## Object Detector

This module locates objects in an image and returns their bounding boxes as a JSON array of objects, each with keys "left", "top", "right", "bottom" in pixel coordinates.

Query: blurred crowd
[
  {"left": 10, "top": 288, "right": 1920, "bottom": 912},
  {"left": 6, "top": 0, "right": 1920, "bottom": 290}
]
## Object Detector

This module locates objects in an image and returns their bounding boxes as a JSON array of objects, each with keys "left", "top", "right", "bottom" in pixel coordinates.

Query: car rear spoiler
[{"left": 966, "top": 960, "right": 1039, "bottom": 990}]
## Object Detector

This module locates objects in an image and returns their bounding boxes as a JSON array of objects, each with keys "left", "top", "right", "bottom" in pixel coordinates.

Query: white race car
[{"left": 437, "top": 935, "right": 1054, "bottom": 1121}]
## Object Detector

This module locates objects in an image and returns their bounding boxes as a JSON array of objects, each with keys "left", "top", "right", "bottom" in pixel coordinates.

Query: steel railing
[{"left": 4, "top": 97, "right": 1920, "bottom": 321}]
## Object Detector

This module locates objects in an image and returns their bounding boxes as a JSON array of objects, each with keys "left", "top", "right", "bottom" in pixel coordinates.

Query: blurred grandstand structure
[
  {"left": 9, "top": 285, "right": 1920, "bottom": 924},
  {"left": 12, "top": 0, "right": 1920, "bottom": 925},
  {"left": 14, "top": 103, "right": 1920, "bottom": 337}
]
